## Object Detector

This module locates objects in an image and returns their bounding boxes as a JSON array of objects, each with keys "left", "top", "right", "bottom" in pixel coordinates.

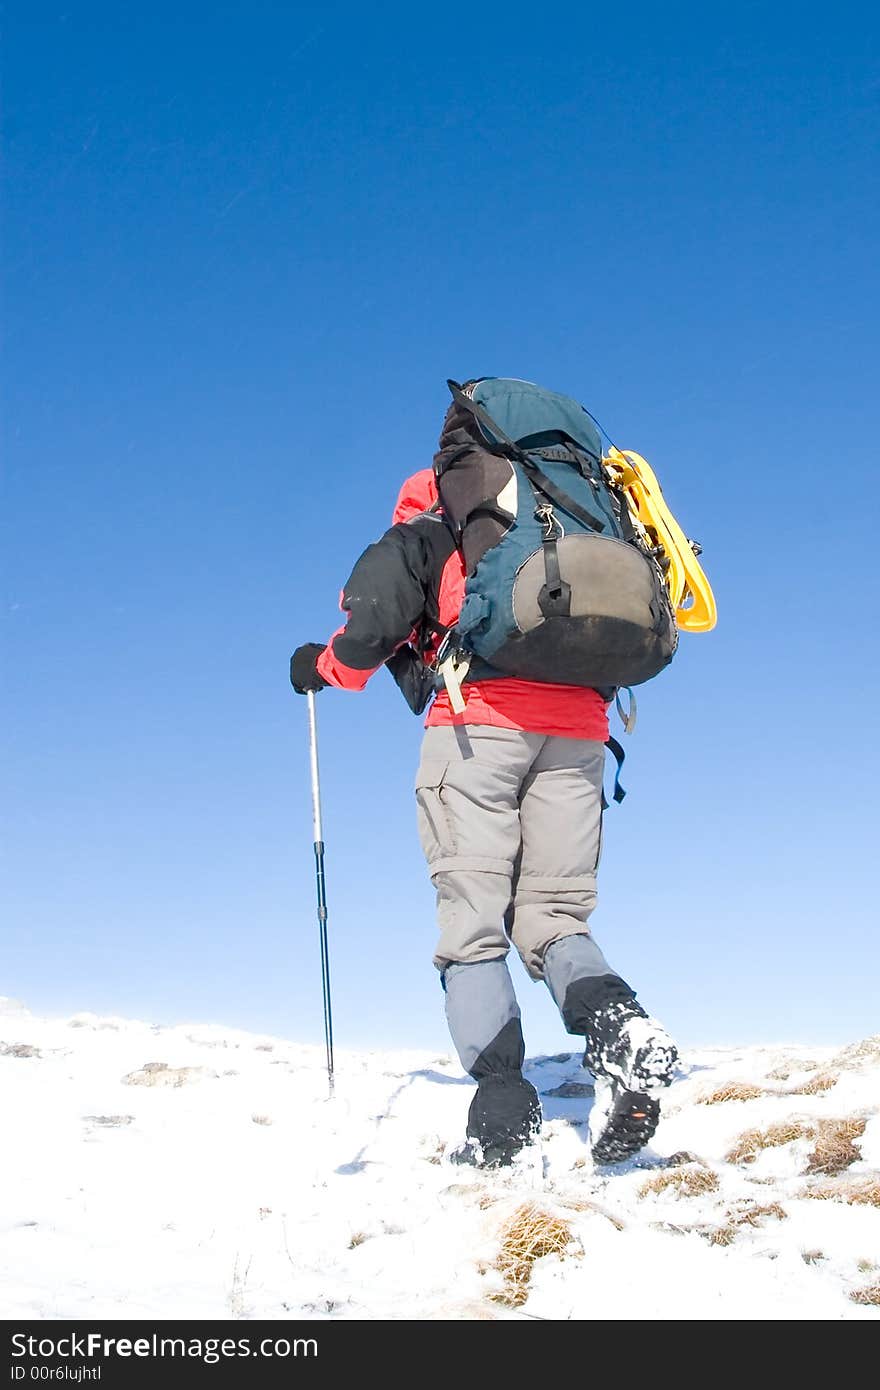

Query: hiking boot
[
  {"left": 449, "top": 1072, "right": 541, "bottom": 1169},
  {"left": 447, "top": 1134, "right": 534, "bottom": 1169},
  {"left": 583, "top": 1006, "right": 678, "bottom": 1164},
  {"left": 583, "top": 1006, "right": 679, "bottom": 1093},
  {"left": 588, "top": 1079, "right": 662, "bottom": 1165}
]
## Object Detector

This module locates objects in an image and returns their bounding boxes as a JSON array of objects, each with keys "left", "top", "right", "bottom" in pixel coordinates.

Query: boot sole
[{"left": 590, "top": 1087, "right": 661, "bottom": 1165}]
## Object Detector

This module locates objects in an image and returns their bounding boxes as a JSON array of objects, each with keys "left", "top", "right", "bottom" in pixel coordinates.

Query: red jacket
[{"left": 316, "top": 469, "right": 609, "bottom": 741}]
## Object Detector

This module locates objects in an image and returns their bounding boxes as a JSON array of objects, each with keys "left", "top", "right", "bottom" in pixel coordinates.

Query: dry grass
[
  {"left": 639, "top": 1165, "right": 720, "bottom": 1199},
  {"left": 805, "top": 1117, "right": 866, "bottom": 1176},
  {"left": 725, "top": 1119, "right": 815, "bottom": 1164},
  {"left": 421, "top": 1138, "right": 446, "bottom": 1166},
  {"left": 554, "top": 1195, "right": 626, "bottom": 1230},
  {"left": 769, "top": 1059, "right": 820, "bottom": 1080},
  {"left": 697, "top": 1082, "right": 768, "bottom": 1105},
  {"left": 786, "top": 1072, "right": 838, "bottom": 1096},
  {"left": 849, "top": 1284, "right": 880, "bottom": 1307},
  {"left": 705, "top": 1200, "right": 788, "bottom": 1246},
  {"left": 348, "top": 1231, "right": 368, "bottom": 1249},
  {"left": 649, "top": 1221, "right": 695, "bottom": 1237},
  {"left": 696, "top": 1074, "right": 838, "bottom": 1103},
  {"left": 0, "top": 1042, "right": 41, "bottom": 1059},
  {"left": 707, "top": 1225, "right": 737, "bottom": 1247},
  {"left": 729, "top": 1200, "right": 788, "bottom": 1227},
  {"left": 490, "top": 1203, "right": 577, "bottom": 1308},
  {"left": 122, "top": 1062, "right": 217, "bottom": 1088},
  {"left": 830, "top": 1035, "right": 880, "bottom": 1072},
  {"left": 800, "top": 1176, "right": 880, "bottom": 1207},
  {"left": 728, "top": 1117, "right": 867, "bottom": 1173}
]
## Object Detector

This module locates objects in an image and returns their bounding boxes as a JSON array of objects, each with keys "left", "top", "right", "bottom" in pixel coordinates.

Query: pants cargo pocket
[{"left": 415, "top": 760, "right": 456, "bottom": 867}]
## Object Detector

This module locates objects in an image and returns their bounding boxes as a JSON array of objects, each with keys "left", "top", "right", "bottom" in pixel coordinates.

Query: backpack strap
[
  {"left": 433, "top": 632, "right": 470, "bottom": 714},
  {"left": 602, "top": 736, "right": 627, "bottom": 810},
  {"left": 447, "top": 380, "right": 606, "bottom": 535},
  {"left": 533, "top": 503, "right": 572, "bottom": 618},
  {"left": 527, "top": 442, "right": 595, "bottom": 470},
  {"left": 447, "top": 379, "right": 529, "bottom": 459},
  {"left": 615, "top": 687, "right": 638, "bottom": 735},
  {"left": 522, "top": 459, "right": 606, "bottom": 534}
]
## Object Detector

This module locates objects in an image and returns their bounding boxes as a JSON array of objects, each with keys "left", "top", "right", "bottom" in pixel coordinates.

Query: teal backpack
[{"left": 432, "top": 378, "right": 678, "bottom": 696}]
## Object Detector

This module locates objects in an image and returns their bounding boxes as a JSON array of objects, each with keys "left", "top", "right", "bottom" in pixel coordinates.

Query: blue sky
[{"left": 3, "top": 2, "right": 878, "bottom": 1058}]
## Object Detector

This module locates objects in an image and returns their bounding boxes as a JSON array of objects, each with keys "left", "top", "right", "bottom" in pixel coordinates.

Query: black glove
[{"left": 290, "top": 643, "right": 329, "bottom": 694}]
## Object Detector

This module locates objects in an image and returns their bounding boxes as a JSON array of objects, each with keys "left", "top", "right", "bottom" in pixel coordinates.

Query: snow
[{"left": 1, "top": 1001, "right": 878, "bottom": 1320}]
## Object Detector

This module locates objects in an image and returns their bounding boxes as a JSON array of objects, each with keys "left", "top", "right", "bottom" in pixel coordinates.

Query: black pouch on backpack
[{"left": 385, "top": 644, "right": 438, "bottom": 716}]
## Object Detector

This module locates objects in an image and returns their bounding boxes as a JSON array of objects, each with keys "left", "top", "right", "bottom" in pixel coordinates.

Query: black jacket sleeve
[{"left": 327, "top": 513, "right": 457, "bottom": 676}]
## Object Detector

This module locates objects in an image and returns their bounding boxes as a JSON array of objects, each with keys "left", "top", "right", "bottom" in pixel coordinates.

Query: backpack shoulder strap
[
  {"left": 447, "top": 380, "right": 527, "bottom": 459},
  {"left": 446, "top": 380, "right": 606, "bottom": 535},
  {"left": 521, "top": 457, "right": 605, "bottom": 534}
]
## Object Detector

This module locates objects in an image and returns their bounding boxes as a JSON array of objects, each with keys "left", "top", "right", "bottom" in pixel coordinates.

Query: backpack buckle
[
  {"left": 433, "top": 631, "right": 470, "bottom": 714},
  {"left": 535, "top": 503, "right": 562, "bottom": 540}
]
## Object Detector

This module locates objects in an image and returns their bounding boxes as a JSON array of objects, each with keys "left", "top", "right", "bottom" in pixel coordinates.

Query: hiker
[{"left": 291, "top": 379, "right": 688, "bottom": 1167}]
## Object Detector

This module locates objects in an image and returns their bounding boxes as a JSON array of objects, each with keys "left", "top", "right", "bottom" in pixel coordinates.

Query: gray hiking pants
[
  {"left": 414, "top": 724, "right": 607, "bottom": 980},
  {"left": 414, "top": 724, "right": 640, "bottom": 1098}
]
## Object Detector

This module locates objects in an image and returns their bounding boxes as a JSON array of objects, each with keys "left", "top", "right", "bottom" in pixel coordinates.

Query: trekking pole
[{"left": 306, "top": 690, "right": 335, "bottom": 1097}]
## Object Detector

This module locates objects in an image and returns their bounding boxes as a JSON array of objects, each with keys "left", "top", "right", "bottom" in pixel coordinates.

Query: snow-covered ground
[{"left": 2, "top": 998, "right": 878, "bottom": 1321}]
